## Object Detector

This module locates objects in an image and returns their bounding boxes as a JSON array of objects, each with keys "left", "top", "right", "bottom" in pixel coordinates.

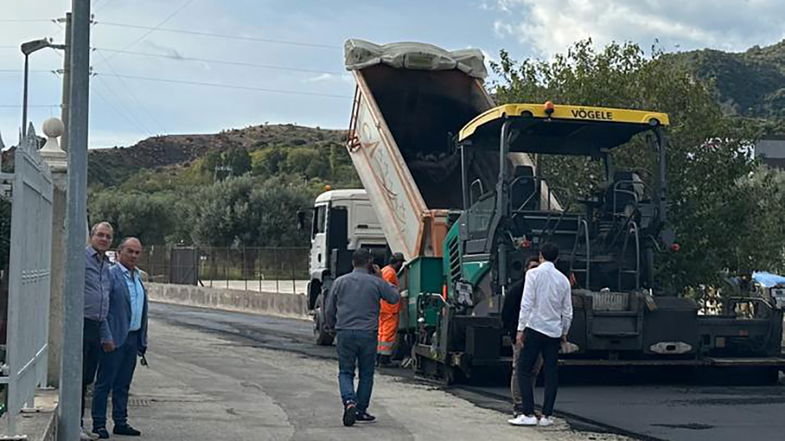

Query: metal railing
[{"left": 139, "top": 246, "right": 309, "bottom": 294}]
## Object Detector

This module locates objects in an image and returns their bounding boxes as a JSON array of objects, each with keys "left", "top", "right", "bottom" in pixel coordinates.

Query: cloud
[
  {"left": 492, "top": 0, "right": 785, "bottom": 57},
  {"left": 304, "top": 73, "right": 353, "bottom": 84},
  {"left": 305, "top": 73, "right": 337, "bottom": 83}
]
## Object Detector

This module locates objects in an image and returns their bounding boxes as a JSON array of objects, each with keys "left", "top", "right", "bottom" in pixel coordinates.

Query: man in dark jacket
[
  {"left": 325, "top": 249, "right": 400, "bottom": 427},
  {"left": 91, "top": 238, "right": 148, "bottom": 439},
  {"left": 502, "top": 256, "right": 542, "bottom": 420}
]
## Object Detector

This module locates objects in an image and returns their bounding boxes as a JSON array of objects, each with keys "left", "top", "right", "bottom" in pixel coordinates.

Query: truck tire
[{"left": 313, "top": 292, "right": 335, "bottom": 346}]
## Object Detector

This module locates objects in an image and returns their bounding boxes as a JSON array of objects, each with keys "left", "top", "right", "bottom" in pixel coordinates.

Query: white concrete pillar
[{"left": 40, "top": 117, "right": 67, "bottom": 387}]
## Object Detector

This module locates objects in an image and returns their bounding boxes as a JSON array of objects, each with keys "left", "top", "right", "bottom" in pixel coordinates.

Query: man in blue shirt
[
  {"left": 92, "top": 238, "right": 148, "bottom": 439},
  {"left": 82, "top": 222, "right": 113, "bottom": 441}
]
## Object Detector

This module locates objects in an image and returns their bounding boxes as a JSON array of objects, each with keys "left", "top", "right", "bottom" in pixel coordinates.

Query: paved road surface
[
  {"left": 148, "top": 303, "right": 785, "bottom": 441},
  {"left": 98, "top": 309, "right": 629, "bottom": 440}
]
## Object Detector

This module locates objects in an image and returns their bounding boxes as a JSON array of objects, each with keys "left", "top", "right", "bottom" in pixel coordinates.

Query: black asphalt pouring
[{"left": 150, "top": 302, "right": 785, "bottom": 441}]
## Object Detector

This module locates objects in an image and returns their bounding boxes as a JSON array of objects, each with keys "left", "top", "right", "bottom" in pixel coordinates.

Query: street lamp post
[{"left": 20, "top": 38, "right": 65, "bottom": 138}]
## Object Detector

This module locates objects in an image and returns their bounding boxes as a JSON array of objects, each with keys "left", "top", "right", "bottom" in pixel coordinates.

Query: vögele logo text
[{"left": 571, "top": 108, "right": 613, "bottom": 120}]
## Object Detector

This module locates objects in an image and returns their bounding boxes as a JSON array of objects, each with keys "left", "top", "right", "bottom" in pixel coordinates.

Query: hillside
[
  {"left": 88, "top": 123, "right": 346, "bottom": 188},
  {"left": 668, "top": 40, "right": 785, "bottom": 120}
]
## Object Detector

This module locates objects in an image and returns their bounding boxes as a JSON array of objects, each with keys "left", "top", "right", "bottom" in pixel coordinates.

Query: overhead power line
[
  {"left": 0, "top": 104, "right": 60, "bottom": 108},
  {"left": 92, "top": 47, "right": 344, "bottom": 75},
  {"left": 0, "top": 69, "right": 57, "bottom": 73},
  {"left": 93, "top": 72, "right": 353, "bottom": 99},
  {"left": 99, "top": 0, "right": 196, "bottom": 64},
  {"left": 92, "top": 76, "right": 155, "bottom": 136},
  {"left": 95, "top": 21, "right": 341, "bottom": 50},
  {"left": 0, "top": 19, "right": 52, "bottom": 23},
  {"left": 94, "top": 50, "right": 165, "bottom": 134}
]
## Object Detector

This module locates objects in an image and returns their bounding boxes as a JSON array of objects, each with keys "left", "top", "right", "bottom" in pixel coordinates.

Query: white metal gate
[{"left": 1, "top": 128, "right": 54, "bottom": 435}]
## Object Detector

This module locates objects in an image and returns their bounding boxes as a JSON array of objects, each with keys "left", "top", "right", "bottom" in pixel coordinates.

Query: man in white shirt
[{"left": 511, "top": 242, "right": 573, "bottom": 427}]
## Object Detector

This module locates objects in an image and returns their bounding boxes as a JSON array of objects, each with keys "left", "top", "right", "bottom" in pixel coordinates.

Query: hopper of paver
[{"left": 344, "top": 39, "right": 504, "bottom": 259}]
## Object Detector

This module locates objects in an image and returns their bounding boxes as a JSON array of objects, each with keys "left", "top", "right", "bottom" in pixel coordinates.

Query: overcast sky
[{"left": 1, "top": 0, "right": 783, "bottom": 148}]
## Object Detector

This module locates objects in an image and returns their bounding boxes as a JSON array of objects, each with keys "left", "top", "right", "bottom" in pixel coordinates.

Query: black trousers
[
  {"left": 517, "top": 327, "right": 561, "bottom": 417},
  {"left": 82, "top": 318, "right": 102, "bottom": 424}
]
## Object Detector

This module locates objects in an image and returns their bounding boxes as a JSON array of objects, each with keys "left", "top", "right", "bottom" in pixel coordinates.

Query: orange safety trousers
[{"left": 378, "top": 265, "right": 401, "bottom": 355}]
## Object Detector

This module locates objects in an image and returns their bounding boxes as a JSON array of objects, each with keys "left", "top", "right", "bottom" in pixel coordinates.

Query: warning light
[
  {"left": 670, "top": 243, "right": 681, "bottom": 252},
  {"left": 324, "top": 184, "right": 332, "bottom": 191},
  {"left": 544, "top": 101, "right": 555, "bottom": 116}
]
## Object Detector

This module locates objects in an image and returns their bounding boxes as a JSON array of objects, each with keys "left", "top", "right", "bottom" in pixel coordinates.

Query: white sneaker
[
  {"left": 80, "top": 428, "right": 98, "bottom": 440},
  {"left": 508, "top": 414, "right": 538, "bottom": 426},
  {"left": 538, "top": 416, "right": 554, "bottom": 427}
]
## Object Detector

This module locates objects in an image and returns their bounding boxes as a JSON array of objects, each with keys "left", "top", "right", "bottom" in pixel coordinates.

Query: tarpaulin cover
[
  {"left": 344, "top": 39, "right": 487, "bottom": 79},
  {"left": 752, "top": 271, "right": 785, "bottom": 288}
]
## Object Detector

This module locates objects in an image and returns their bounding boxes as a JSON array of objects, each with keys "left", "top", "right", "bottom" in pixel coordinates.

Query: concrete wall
[{"left": 147, "top": 283, "right": 310, "bottom": 320}]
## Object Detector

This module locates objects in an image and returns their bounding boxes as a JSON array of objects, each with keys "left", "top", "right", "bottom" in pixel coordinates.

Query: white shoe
[
  {"left": 508, "top": 414, "right": 538, "bottom": 426},
  {"left": 538, "top": 416, "right": 554, "bottom": 427},
  {"left": 80, "top": 428, "right": 98, "bottom": 440}
]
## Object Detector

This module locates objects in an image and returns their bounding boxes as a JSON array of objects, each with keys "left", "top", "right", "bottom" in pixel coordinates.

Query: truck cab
[{"left": 306, "top": 189, "right": 387, "bottom": 344}]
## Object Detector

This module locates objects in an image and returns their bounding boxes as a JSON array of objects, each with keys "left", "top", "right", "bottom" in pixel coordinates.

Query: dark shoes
[
  {"left": 355, "top": 411, "right": 376, "bottom": 422},
  {"left": 342, "top": 403, "right": 376, "bottom": 427},
  {"left": 92, "top": 428, "right": 110, "bottom": 439},
  {"left": 113, "top": 424, "right": 141, "bottom": 436},
  {"left": 342, "top": 402, "right": 357, "bottom": 427},
  {"left": 376, "top": 355, "right": 392, "bottom": 367}
]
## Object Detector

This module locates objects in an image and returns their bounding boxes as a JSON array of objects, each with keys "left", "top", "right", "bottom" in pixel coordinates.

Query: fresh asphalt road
[
  {"left": 136, "top": 305, "right": 625, "bottom": 441},
  {"left": 149, "top": 302, "right": 785, "bottom": 441}
]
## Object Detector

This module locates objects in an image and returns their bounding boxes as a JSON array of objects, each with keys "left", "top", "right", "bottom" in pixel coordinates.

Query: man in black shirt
[{"left": 502, "top": 257, "right": 542, "bottom": 420}]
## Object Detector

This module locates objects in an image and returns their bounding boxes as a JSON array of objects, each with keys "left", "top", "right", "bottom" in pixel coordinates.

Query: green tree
[
  {"left": 191, "top": 175, "right": 314, "bottom": 248},
  {"left": 89, "top": 191, "right": 180, "bottom": 245},
  {"left": 492, "top": 40, "right": 770, "bottom": 290},
  {"left": 201, "top": 151, "right": 223, "bottom": 176},
  {"left": 724, "top": 165, "right": 785, "bottom": 274},
  {"left": 284, "top": 147, "right": 329, "bottom": 179},
  {"left": 251, "top": 147, "right": 287, "bottom": 177},
  {"left": 252, "top": 177, "right": 312, "bottom": 247},
  {"left": 226, "top": 148, "right": 252, "bottom": 176},
  {"left": 191, "top": 176, "right": 258, "bottom": 247}
]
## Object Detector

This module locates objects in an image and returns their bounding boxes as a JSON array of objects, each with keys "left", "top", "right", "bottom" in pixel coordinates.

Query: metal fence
[
  {"left": 0, "top": 130, "right": 54, "bottom": 434},
  {"left": 140, "top": 246, "right": 309, "bottom": 294}
]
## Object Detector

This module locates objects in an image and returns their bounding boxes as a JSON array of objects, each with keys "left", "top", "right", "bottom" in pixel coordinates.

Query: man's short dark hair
[
  {"left": 389, "top": 252, "right": 405, "bottom": 265},
  {"left": 352, "top": 248, "right": 373, "bottom": 268},
  {"left": 539, "top": 242, "right": 559, "bottom": 262}
]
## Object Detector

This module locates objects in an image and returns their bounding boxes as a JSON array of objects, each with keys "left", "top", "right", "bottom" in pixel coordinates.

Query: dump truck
[{"left": 340, "top": 39, "right": 785, "bottom": 383}]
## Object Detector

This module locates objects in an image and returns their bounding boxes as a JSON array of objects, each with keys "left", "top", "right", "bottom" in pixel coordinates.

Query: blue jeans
[
  {"left": 336, "top": 329, "right": 377, "bottom": 412},
  {"left": 91, "top": 331, "right": 139, "bottom": 429}
]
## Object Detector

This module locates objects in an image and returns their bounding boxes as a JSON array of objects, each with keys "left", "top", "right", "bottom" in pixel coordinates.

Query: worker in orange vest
[{"left": 377, "top": 252, "right": 405, "bottom": 367}]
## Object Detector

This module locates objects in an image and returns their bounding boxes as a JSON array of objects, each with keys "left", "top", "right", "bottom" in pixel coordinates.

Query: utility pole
[
  {"left": 60, "top": 13, "right": 72, "bottom": 152},
  {"left": 22, "top": 54, "right": 29, "bottom": 138},
  {"left": 57, "top": 1, "right": 90, "bottom": 440}
]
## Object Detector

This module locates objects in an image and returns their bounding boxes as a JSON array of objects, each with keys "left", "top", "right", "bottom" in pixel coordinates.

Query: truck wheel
[{"left": 313, "top": 293, "right": 334, "bottom": 346}]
